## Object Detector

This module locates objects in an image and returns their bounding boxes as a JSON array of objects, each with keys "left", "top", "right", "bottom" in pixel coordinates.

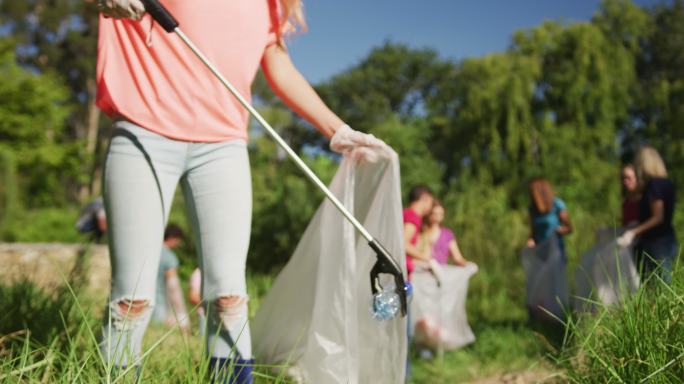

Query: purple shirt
[{"left": 432, "top": 227, "right": 455, "bottom": 265}]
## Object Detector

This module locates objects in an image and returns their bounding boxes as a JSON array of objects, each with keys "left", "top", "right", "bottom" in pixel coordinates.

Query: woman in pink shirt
[
  {"left": 97, "top": 1, "right": 386, "bottom": 382},
  {"left": 423, "top": 201, "right": 468, "bottom": 267}
]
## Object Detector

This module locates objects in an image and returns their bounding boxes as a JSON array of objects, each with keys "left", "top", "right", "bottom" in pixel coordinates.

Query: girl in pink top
[
  {"left": 97, "top": 1, "right": 387, "bottom": 382},
  {"left": 423, "top": 201, "right": 468, "bottom": 266}
]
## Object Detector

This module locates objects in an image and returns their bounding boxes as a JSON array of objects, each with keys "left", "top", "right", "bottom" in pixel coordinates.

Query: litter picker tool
[{"left": 140, "top": 0, "right": 408, "bottom": 317}]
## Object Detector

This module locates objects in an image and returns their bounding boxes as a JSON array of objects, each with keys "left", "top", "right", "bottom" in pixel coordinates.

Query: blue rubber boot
[{"left": 209, "top": 357, "right": 254, "bottom": 384}]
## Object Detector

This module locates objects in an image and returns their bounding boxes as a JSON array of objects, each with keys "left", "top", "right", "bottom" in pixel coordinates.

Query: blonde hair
[
  {"left": 278, "top": 0, "right": 307, "bottom": 39},
  {"left": 634, "top": 146, "right": 668, "bottom": 187}
]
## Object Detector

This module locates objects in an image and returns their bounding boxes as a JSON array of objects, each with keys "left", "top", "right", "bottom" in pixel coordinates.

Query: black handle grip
[{"left": 141, "top": 0, "right": 179, "bottom": 33}]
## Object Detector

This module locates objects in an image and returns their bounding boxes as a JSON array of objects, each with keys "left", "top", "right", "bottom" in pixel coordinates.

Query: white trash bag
[
  {"left": 410, "top": 262, "right": 477, "bottom": 351},
  {"left": 574, "top": 229, "right": 639, "bottom": 311},
  {"left": 252, "top": 150, "right": 407, "bottom": 384},
  {"left": 521, "top": 236, "right": 569, "bottom": 320}
]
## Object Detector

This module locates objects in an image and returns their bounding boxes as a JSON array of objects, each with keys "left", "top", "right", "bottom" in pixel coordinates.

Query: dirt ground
[
  {"left": 468, "top": 370, "right": 560, "bottom": 384},
  {"left": 0, "top": 243, "right": 111, "bottom": 292}
]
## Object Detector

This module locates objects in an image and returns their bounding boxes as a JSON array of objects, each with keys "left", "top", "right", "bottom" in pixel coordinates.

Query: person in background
[
  {"left": 423, "top": 200, "right": 469, "bottom": 267},
  {"left": 151, "top": 224, "right": 190, "bottom": 332},
  {"left": 621, "top": 164, "right": 641, "bottom": 228},
  {"left": 188, "top": 267, "right": 206, "bottom": 335},
  {"left": 527, "top": 178, "right": 573, "bottom": 261},
  {"left": 618, "top": 146, "right": 677, "bottom": 282},
  {"left": 402, "top": 185, "right": 433, "bottom": 378},
  {"left": 403, "top": 185, "right": 434, "bottom": 277},
  {"left": 75, "top": 196, "right": 107, "bottom": 241}
]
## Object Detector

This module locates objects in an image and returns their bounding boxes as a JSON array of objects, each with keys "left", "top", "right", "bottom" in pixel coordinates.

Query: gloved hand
[
  {"left": 98, "top": 0, "right": 145, "bottom": 20},
  {"left": 330, "top": 124, "right": 388, "bottom": 163},
  {"left": 617, "top": 229, "right": 636, "bottom": 248}
]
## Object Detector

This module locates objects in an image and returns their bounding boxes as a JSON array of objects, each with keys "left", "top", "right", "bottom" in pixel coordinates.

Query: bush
[
  {"left": 1, "top": 207, "right": 84, "bottom": 243},
  {"left": 0, "top": 147, "right": 19, "bottom": 236},
  {"left": 561, "top": 264, "right": 684, "bottom": 382}
]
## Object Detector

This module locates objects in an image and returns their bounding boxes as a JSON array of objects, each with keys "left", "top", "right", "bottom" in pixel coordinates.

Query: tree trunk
[{"left": 78, "top": 78, "right": 101, "bottom": 202}]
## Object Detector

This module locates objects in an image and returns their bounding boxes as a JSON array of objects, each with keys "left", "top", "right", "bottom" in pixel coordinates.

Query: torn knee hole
[
  {"left": 110, "top": 299, "right": 151, "bottom": 331},
  {"left": 214, "top": 295, "right": 248, "bottom": 327},
  {"left": 116, "top": 299, "right": 150, "bottom": 317}
]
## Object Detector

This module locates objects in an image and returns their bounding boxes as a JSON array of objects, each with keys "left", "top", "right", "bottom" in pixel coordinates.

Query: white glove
[
  {"left": 98, "top": 0, "right": 145, "bottom": 20},
  {"left": 616, "top": 230, "right": 636, "bottom": 248},
  {"left": 330, "top": 125, "right": 388, "bottom": 163}
]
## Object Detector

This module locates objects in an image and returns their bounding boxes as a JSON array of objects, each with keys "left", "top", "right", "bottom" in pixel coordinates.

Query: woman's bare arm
[
  {"left": 631, "top": 200, "right": 665, "bottom": 237},
  {"left": 261, "top": 44, "right": 344, "bottom": 138},
  {"left": 448, "top": 239, "right": 467, "bottom": 266},
  {"left": 556, "top": 210, "right": 572, "bottom": 235},
  {"left": 404, "top": 223, "right": 430, "bottom": 261}
]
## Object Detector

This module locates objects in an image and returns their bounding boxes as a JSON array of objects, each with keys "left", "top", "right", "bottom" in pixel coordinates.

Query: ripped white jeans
[{"left": 101, "top": 121, "right": 252, "bottom": 367}]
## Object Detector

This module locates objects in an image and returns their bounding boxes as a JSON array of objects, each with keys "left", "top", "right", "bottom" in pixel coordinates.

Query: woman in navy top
[{"left": 618, "top": 146, "right": 678, "bottom": 282}]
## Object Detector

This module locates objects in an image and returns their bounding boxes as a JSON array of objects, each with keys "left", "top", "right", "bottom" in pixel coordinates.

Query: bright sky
[{"left": 287, "top": 0, "right": 660, "bottom": 84}]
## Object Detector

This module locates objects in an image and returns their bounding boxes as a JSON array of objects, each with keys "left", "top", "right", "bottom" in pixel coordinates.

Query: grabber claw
[{"left": 369, "top": 239, "right": 408, "bottom": 317}]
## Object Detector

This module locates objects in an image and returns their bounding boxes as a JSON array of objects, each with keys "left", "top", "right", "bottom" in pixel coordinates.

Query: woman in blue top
[{"left": 527, "top": 178, "right": 573, "bottom": 261}]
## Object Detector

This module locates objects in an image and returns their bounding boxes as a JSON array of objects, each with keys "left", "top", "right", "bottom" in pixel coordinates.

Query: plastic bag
[
  {"left": 252, "top": 150, "right": 407, "bottom": 384},
  {"left": 410, "top": 262, "right": 477, "bottom": 351},
  {"left": 574, "top": 229, "right": 639, "bottom": 311},
  {"left": 520, "top": 236, "right": 569, "bottom": 320}
]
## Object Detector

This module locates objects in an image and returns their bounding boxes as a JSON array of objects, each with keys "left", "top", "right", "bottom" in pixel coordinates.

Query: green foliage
[
  {"left": 316, "top": 42, "right": 452, "bottom": 131},
  {"left": 443, "top": 183, "right": 530, "bottom": 323},
  {"left": 633, "top": 0, "right": 684, "bottom": 186},
  {"left": 248, "top": 134, "right": 337, "bottom": 271},
  {"left": 0, "top": 38, "right": 77, "bottom": 212},
  {"left": 0, "top": 0, "right": 99, "bottom": 107},
  {"left": 369, "top": 116, "right": 444, "bottom": 196},
  {"left": 1, "top": 207, "right": 83, "bottom": 243},
  {"left": 0, "top": 274, "right": 287, "bottom": 383},
  {"left": 0, "top": 147, "right": 19, "bottom": 237},
  {"left": 561, "top": 266, "right": 684, "bottom": 382},
  {"left": 410, "top": 325, "right": 551, "bottom": 383}
]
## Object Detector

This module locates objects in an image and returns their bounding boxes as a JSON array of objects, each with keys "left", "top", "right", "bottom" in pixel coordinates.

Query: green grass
[
  {"left": 0, "top": 282, "right": 293, "bottom": 383},
  {"left": 409, "top": 324, "right": 555, "bottom": 383},
  {"left": 0, "top": 268, "right": 554, "bottom": 383},
  {"left": 560, "top": 263, "right": 684, "bottom": 383},
  {"left": 0, "top": 257, "right": 290, "bottom": 383},
  {"left": 1, "top": 246, "right": 682, "bottom": 383}
]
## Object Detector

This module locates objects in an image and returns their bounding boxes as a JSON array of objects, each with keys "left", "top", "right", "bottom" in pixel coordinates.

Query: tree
[
  {"left": 635, "top": 0, "right": 684, "bottom": 185},
  {"left": 0, "top": 0, "right": 102, "bottom": 200},
  {"left": 0, "top": 38, "right": 74, "bottom": 207},
  {"left": 312, "top": 42, "right": 454, "bottom": 143}
]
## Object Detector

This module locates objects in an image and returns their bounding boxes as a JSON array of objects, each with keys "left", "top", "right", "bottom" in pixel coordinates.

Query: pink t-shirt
[
  {"left": 432, "top": 227, "right": 455, "bottom": 265},
  {"left": 96, "top": 0, "right": 279, "bottom": 142},
  {"left": 403, "top": 208, "right": 422, "bottom": 276}
]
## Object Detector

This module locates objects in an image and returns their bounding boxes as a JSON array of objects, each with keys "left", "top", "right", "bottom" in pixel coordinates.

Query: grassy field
[{"left": 0, "top": 248, "right": 682, "bottom": 383}]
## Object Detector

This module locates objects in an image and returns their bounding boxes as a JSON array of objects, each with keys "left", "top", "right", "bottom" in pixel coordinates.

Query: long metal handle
[{"left": 139, "top": 0, "right": 407, "bottom": 317}]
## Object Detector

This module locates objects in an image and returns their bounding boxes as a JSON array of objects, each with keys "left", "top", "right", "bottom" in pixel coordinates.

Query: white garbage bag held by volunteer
[
  {"left": 575, "top": 228, "right": 640, "bottom": 311},
  {"left": 410, "top": 262, "right": 478, "bottom": 351},
  {"left": 522, "top": 178, "right": 572, "bottom": 321},
  {"left": 521, "top": 235, "right": 570, "bottom": 321},
  {"left": 575, "top": 164, "right": 642, "bottom": 311},
  {"left": 409, "top": 199, "right": 478, "bottom": 352},
  {"left": 252, "top": 146, "right": 407, "bottom": 384}
]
